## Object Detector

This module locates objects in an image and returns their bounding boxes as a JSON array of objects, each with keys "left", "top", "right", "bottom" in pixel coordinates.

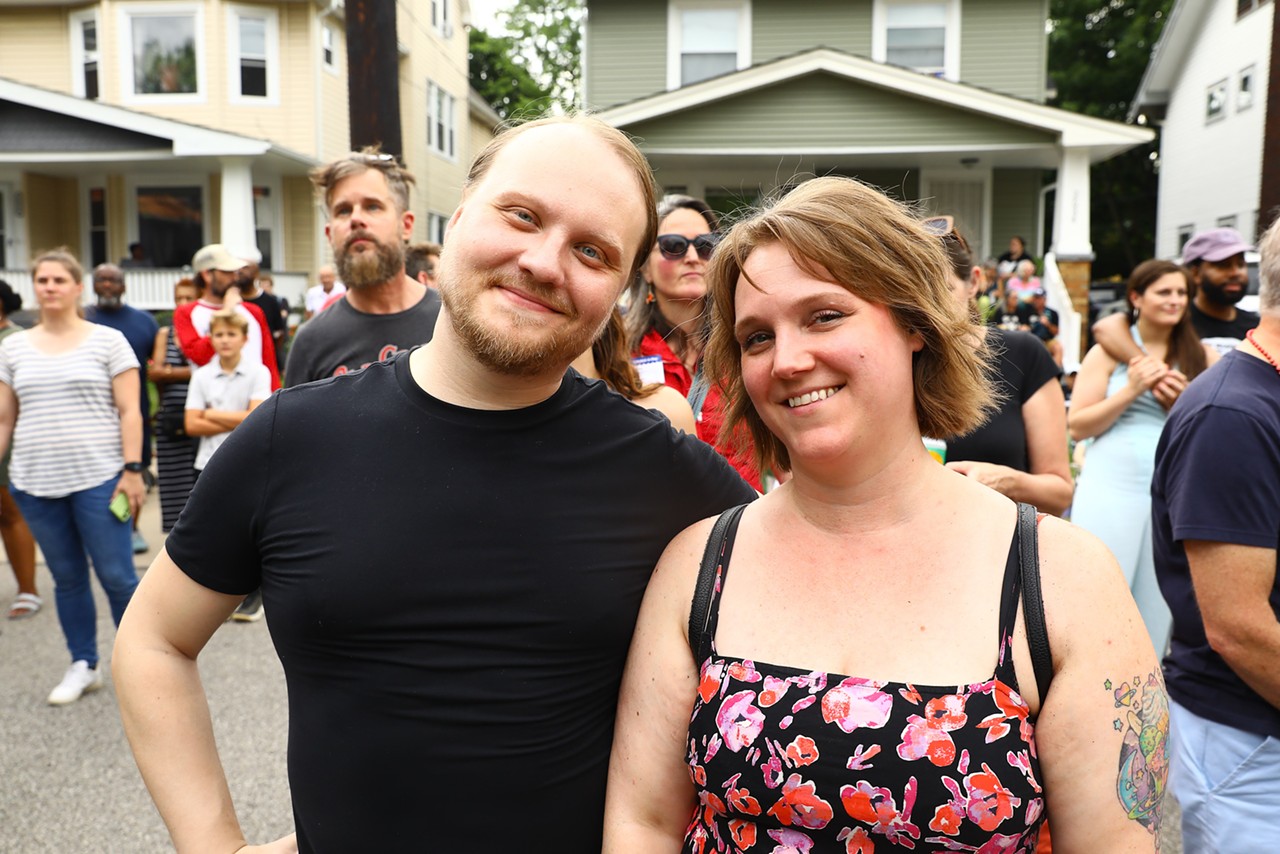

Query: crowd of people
[{"left": 1, "top": 113, "right": 1277, "bottom": 853}]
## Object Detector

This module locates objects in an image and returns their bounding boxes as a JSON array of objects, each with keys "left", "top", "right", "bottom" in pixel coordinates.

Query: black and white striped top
[{"left": 0, "top": 324, "right": 139, "bottom": 497}]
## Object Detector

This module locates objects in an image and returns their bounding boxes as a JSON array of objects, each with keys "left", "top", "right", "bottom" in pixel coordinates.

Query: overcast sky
[{"left": 468, "top": 0, "right": 509, "bottom": 33}]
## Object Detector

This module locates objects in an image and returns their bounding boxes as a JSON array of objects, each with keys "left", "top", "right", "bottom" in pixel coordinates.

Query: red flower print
[
  {"left": 699, "top": 790, "right": 727, "bottom": 826},
  {"left": 716, "top": 691, "right": 766, "bottom": 752},
  {"left": 899, "top": 685, "right": 923, "bottom": 705},
  {"left": 839, "top": 777, "right": 921, "bottom": 846},
  {"left": 725, "top": 774, "right": 764, "bottom": 816},
  {"left": 836, "top": 826, "right": 876, "bottom": 853},
  {"left": 766, "top": 827, "right": 816, "bottom": 853},
  {"left": 846, "top": 743, "right": 881, "bottom": 772},
  {"left": 766, "top": 773, "right": 834, "bottom": 830},
  {"left": 729, "top": 819, "right": 758, "bottom": 849},
  {"left": 785, "top": 735, "right": 819, "bottom": 767},
  {"left": 963, "top": 763, "right": 1020, "bottom": 832},
  {"left": 700, "top": 662, "right": 725, "bottom": 704},
  {"left": 976, "top": 681, "right": 1031, "bottom": 745},
  {"left": 822, "top": 678, "right": 893, "bottom": 733},
  {"left": 929, "top": 802, "right": 964, "bottom": 836},
  {"left": 898, "top": 694, "right": 968, "bottom": 767},
  {"left": 760, "top": 675, "right": 791, "bottom": 707},
  {"left": 763, "top": 753, "right": 784, "bottom": 789},
  {"left": 730, "top": 660, "right": 763, "bottom": 683},
  {"left": 792, "top": 696, "right": 817, "bottom": 714}
]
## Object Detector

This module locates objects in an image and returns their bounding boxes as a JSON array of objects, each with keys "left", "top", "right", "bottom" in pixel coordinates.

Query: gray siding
[
  {"left": 584, "top": 0, "right": 668, "bottom": 109},
  {"left": 991, "top": 169, "right": 1045, "bottom": 257},
  {"left": 626, "top": 73, "right": 1056, "bottom": 149},
  {"left": 960, "top": 0, "right": 1048, "bottom": 102},
  {"left": 752, "top": 0, "right": 871, "bottom": 64}
]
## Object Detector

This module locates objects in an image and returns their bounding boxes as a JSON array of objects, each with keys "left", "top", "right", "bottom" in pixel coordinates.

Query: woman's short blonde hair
[{"left": 703, "top": 177, "right": 996, "bottom": 475}]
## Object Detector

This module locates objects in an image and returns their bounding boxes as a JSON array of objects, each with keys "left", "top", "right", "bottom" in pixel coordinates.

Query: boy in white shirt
[{"left": 184, "top": 310, "right": 271, "bottom": 621}]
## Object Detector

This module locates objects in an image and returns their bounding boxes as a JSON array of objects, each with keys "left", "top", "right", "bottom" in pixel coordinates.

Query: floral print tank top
[{"left": 684, "top": 512, "right": 1045, "bottom": 853}]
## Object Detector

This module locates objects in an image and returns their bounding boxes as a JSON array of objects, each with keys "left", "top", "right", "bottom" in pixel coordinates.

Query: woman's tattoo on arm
[{"left": 1106, "top": 672, "right": 1169, "bottom": 843}]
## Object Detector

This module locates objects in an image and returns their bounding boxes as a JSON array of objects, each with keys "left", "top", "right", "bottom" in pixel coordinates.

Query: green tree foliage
[
  {"left": 469, "top": 27, "right": 552, "bottom": 120},
  {"left": 1049, "top": 0, "right": 1174, "bottom": 277},
  {"left": 500, "top": 0, "right": 584, "bottom": 112}
]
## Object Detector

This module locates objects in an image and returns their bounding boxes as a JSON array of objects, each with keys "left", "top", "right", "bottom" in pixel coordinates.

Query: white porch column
[
  {"left": 219, "top": 157, "right": 256, "bottom": 256},
  {"left": 1051, "top": 146, "right": 1093, "bottom": 258}
]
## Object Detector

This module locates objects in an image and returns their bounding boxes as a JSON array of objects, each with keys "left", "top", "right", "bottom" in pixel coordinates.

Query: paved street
[{"left": 0, "top": 491, "right": 294, "bottom": 852}]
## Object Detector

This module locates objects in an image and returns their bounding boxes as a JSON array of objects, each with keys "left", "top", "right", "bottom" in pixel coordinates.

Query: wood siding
[
  {"left": 24, "top": 173, "right": 79, "bottom": 253},
  {"left": 0, "top": 8, "right": 70, "bottom": 92},
  {"left": 625, "top": 73, "right": 1056, "bottom": 149},
  {"left": 959, "top": 0, "right": 1048, "bottom": 102},
  {"left": 584, "top": 0, "right": 668, "bottom": 110},
  {"left": 282, "top": 174, "right": 315, "bottom": 271},
  {"left": 753, "top": 0, "right": 871, "bottom": 64},
  {"left": 990, "top": 168, "right": 1044, "bottom": 256}
]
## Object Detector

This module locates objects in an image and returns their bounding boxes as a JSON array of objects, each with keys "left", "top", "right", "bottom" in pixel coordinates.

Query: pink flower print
[
  {"left": 780, "top": 715, "right": 795, "bottom": 730},
  {"left": 846, "top": 743, "right": 881, "bottom": 772},
  {"left": 792, "top": 696, "right": 817, "bottom": 714},
  {"left": 785, "top": 735, "right": 819, "bottom": 767},
  {"left": 763, "top": 753, "right": 784, "bottom": 789},
  {"left": 1006, "top": 749, "right": 1042, "bottom": 793},
  {"left": 699, "top": 661, "right": 726, "bottom": 704},
  {"left": 791, "top": 671, "right": 828, "bottom": 694},
  {"left": 957, "top": 750, "right": 970, "bottom": 775},
  {"left": 822, "top": 678, "right": 893, "bottom": 734},
  {"left": 897, "top": 694, "right": 968, "bottom": 767},
  {"left": 767, "top": 828, "right": 816, "bottom": 853},
  {"left": 729, "top": 660, "right": 764, "bottom": 683},
  {"left": 1025, "top": 797, "right": 1043, "bottom": 824},
  {"left": 924, "top": 832, "right": 1028, "bottom": 853},
  {"left": 976, "top": 681, "right": 1032, "bottom": 745},
  {"left": 840, "top": 777, "right": 921, "bottom": 847},
  {"left": 717, "top": 691, "right": 765, "bottom": 752},
  {"left": 725, "top": 775, "right": 763, "bottom": 816},
  {"left": 929, "top": 801, "right": 965, "bottom": 836},
  {"left": 837, "top": 826, "right": 877, "bottom": 853},
  {"left": 946, "top": 763, "right": 1019, "bottom": 832},
  {"left": 704, "top": 733, "right": 722, "bottom": 764},
  {"left": 766, "top": 773, "right": 834, "bottom": 830},
  {"left": 760, "top": 675, "right": 791, "bottom": 707}
]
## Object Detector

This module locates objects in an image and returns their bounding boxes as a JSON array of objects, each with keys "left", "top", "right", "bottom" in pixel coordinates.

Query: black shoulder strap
[
  {"left": 1018, "top": 502, "right": 1054, "bottom": 701},
  {"left": 688, "top": 504, "right": 748, "bottom": 665}
]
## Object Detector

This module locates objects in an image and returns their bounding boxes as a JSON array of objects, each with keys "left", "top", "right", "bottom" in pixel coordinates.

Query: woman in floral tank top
[{"left": 604, "top": 179, "right": 1170, "bottom": 852}]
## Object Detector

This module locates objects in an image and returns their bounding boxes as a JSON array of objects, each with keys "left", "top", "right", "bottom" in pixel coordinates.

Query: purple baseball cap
[{"left": 1182, "top": 227, "right": 1254, "bottom": 264}]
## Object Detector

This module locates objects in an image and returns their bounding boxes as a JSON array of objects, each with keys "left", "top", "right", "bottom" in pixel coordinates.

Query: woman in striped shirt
[{"left": 0, "top": 248, "right": 145, "bottom": 705}]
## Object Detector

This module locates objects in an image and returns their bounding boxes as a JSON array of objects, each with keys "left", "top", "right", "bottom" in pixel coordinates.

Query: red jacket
[{"left": 174, "top": 299, "right": 281, "bottom": 390}]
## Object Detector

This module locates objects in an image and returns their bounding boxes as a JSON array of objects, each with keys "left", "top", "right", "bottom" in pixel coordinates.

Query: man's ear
[{"left": 400, "top": 210, "right": 415, "bottom": 242}]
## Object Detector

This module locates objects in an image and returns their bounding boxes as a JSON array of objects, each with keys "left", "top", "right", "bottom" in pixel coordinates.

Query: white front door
[{"left": 920, "top": 170, "right": 991, "bottom": 262}]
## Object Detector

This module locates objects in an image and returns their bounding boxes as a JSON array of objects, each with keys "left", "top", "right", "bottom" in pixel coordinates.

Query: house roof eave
[
  {"left": 1129, "top": 0, "right": 1212, "bottom": 122},
  {"left": 599, "top": 47, "right": 1153, "bottom": 151}
]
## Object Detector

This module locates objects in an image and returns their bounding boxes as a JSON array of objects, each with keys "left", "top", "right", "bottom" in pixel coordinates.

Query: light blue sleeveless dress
[{"left": 1071, "top": 326, "right": 1173, "bottom": 654}]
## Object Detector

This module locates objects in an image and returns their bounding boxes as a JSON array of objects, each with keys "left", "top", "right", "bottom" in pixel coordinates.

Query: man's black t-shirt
[
  {"left": 946, "top": 329, "right": 1060, "bottom": 471},
  {"left": 1190, "top": 301, "right": 1260, "bottom": 356},
  {"left": 165, "top": 352, "right": 756, "bottom": 852}
]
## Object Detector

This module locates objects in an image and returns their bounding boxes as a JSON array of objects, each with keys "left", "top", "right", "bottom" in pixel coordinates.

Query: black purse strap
[
  {"left": 688, "top": 504, "right": 748, "bottom": 665},
  {"left": 1017, "top": 502, "right": 1054, "bottom": 702}
]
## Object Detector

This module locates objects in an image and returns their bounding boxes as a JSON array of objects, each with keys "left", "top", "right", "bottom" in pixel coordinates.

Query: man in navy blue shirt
[
  {"left": 86, "top": 263, "right": 159, "bottom": 552},
  {"left": 1151, "top": 217, "right": 1280, "bottom": 849}
]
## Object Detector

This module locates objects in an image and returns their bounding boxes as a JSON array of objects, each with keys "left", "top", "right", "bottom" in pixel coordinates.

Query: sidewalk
[{"left": 0, "top": 487, "right": 294, "bottom": 852}]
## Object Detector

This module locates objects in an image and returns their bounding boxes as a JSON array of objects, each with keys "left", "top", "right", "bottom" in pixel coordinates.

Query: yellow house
[{"left": 0, "top": 0, "right": 498, "bottom": 308}]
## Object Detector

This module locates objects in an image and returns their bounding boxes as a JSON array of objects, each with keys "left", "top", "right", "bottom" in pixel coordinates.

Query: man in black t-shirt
[
  {"left": 114, "top": 116, "right": 755, "bottom": 854},
  {"left": 234, "top": 251, "right": 287, "bottom": 374}
]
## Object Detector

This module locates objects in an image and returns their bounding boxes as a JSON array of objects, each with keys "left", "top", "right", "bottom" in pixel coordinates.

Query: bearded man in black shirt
[{"left": 114, "top": 116, "right": 756, "bottom": 854}]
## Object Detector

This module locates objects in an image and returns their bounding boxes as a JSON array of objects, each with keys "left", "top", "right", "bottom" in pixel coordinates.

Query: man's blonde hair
[
  {"left": 209, "top": 308, "right": 249, "bottom": 336},
  {"left": 1258, "top": 216, "right": 1280, "bottom": 315},
  {"left": 703, "top": 177, "right": 996, "bottom": 475}
]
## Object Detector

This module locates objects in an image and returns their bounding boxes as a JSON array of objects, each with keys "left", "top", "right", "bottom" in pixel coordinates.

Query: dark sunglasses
[
  {"left": 656, "top": 233, "right": 720, "bottom": 260},
  {"left": 921, "top": 215, "right": 971, "bottom": 254}
]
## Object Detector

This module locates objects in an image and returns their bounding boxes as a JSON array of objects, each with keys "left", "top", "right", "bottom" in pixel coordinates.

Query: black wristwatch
[{"left": 123, "top": 462, "right": 145, "bottom": 474}]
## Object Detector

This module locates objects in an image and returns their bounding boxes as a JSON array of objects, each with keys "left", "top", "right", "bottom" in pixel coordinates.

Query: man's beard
[
  {"left": 439, "top": 268, "right": 607, "bottom": 377},
  {"left": 97, "top": 296, "right": 122, "bottom": 310},
  {"left": 336, "top": 232, "right": 405, "bottom": 289},
  {"left": 1198, "top": 277, "right": 1245, "bottom": 307}
]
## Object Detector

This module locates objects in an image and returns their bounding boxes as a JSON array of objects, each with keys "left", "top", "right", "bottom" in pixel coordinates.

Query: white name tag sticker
[{"left": 632, "top": 355, "right": 665, "bottom": 386}]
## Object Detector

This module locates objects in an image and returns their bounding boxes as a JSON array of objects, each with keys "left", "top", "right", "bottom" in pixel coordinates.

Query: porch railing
[
  {"left": 1040, "top": 252, "right": 1082, "bottom": 373},
  {"left": 0, "top": 269, "right": 312, "bottom": 313}
]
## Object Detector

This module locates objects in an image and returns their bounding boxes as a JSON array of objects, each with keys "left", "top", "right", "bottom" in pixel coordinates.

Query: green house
[{"left": 586, "top": 0, "right": 1153, "bottom": 364}]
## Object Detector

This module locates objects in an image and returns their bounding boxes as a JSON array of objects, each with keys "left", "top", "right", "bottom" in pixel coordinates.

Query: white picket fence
[{"left": 0, "top": 268, "right": 311, "bottom": 313}]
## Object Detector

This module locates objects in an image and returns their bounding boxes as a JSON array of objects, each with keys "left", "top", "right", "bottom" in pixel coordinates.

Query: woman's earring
[{"left": 645, "top": 289, "right": 656, "bottom": 304}]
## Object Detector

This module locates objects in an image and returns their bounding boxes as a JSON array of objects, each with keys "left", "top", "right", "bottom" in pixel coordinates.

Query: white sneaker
[{"left": 47, "top": 660, "right": 103, "bottom": 706}]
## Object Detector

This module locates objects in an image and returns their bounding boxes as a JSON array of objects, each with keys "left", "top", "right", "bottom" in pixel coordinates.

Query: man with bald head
[
  {"left": 115, "top": 116, "right": 754, "bottom": 853},
  {"left": 303, "top": 264, "right": 343, "bottom": 321},
  {"left": 86, "top": 264, "right": 159, "bottom": 552}
]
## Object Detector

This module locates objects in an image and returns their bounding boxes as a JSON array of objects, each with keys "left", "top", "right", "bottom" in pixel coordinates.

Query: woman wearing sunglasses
[
  {"left": 625, "top": 196, "right": 763, "bottom": 489},
  {"left": 926, "top": 217, "right": 1075, "bottom": 517}
]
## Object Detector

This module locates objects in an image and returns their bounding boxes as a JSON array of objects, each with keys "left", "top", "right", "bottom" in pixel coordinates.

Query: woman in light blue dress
[{"left": 1069, "top": 260, "right": 1217, "bottom": 654}]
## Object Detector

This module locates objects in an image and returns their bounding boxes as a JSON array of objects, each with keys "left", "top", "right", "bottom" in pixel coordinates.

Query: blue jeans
[
  {"left": 12, "top": 476, "right": 139, "bottom": 667},
  {"left": 1168, "top": 699, "right": 1280, "bottom": 852}
]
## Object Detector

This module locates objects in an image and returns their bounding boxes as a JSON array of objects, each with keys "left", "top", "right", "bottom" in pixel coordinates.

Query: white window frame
[
  {"left": 427, "top": 81, "right": 457, "bottom": 161},
  {"left": 79, "top": 176, "right": 110, "bottom": 268},
  {"left": 117, "top": 3, "right": 206, "bottom": 105},
  {"left": 432, "top": 0, "right": 454, "bottom": 38},
  {"left": 322, "top": 23, "right": 338, "bottom": 73},
  {"left": 872, "top": 0, "right": 961, "bottom": 81},
  {"left": 69, "top": 8, "right": 101, "bottom": 100},
  {"left": 1238, "top": 65, "right": 1255, "bottom": 112},
  {"left": 252, "top": 177, "right": 285, "bottom": 271},
  {"left": 226, "top": 5, "right": 279, "bottom": 105},
  {"left": 666, "top": 0, "right": 752, "bottom": 91},
  {"left": 427, "top": 212, "right": 449, "bottom": 244},
  {"left": 1206, "top": 78, "right": 1228, "bottom": 124}
]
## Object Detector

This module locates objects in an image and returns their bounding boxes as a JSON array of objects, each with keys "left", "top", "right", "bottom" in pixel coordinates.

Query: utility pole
[
  {"left": 345, "top": 0, "right": 403, "bottom": 160},
  {"left": 1258, "top": 2, "right": 1280, "bottom": 232}
]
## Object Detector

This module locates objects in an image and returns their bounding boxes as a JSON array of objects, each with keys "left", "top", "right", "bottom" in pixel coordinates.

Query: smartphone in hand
[{"left": 109, "top": 491, "right": 131, "bottom": 523}]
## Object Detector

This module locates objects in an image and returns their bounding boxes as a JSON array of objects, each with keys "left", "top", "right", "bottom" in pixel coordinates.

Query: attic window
[
  {"left": 119, "top": 5, "right": 205, "bottom": 102},
  {"left": 873, "top": 0, "right": 959, "bottom": 81},
  {"left": 1206, "top": 79, "right": 1227, "bottom": 123},
  {"left": 70, "top": 9, "right": 100, "bottom": 100},
  {"left": 667, "top": 0, "right": 751, "bottom": 90}
]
